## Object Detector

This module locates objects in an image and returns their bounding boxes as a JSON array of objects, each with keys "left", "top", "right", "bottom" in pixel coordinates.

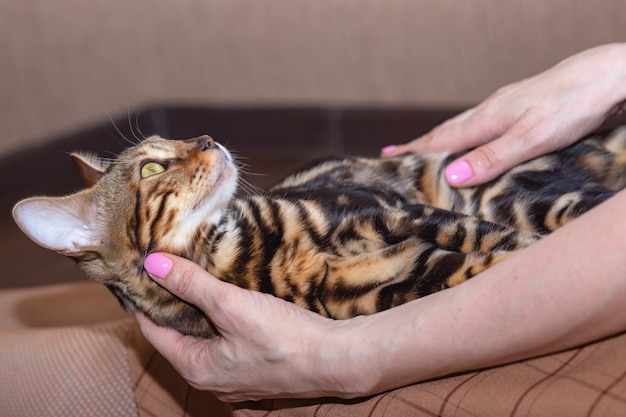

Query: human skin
[
  {"left": 136, "top": 43, "right": 626, "bottom": 402},
  {"left": 382, "top": 43, "right": 626, "bottom": 187}
]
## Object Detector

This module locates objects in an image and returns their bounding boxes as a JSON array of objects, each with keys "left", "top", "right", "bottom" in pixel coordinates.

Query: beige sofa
[
  {"left": 2, "top": 282, "right": 625, "bottom": 417},
  {"left": 2, "top": 0, "right": 625, "bottom": 156}
]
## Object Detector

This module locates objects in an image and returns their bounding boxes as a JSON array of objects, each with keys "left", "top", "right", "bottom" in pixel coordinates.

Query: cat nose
[{"left": 198, "top": 135, "right": 217, "bottom": 152}]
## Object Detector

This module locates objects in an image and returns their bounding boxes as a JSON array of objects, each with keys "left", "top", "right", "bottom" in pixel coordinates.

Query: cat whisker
[
  {"left": 236, "top": 176, "right": 262, "bottom": 196},
  {"left": 233, "top": 159, "right": 251, "bottom": 170},
  {"left": 237, "top": 164, "right": 267, "bottom": 179},
  {"left": 99, "top": 153, "right": 120, "bottom": 161},
  {"left": 231, "top": 157, "right": 266, "bottom": 195},
  {"left": 127, "top": 110, "right": 142, "bottom": 144},
  {"left": 239, "top": 168, "right": 266, "bottom": 177},
  {"left": 107, "top": 111, "right": 138, "bottom": 147},
  {"left": 227, "top": 150, "right": 262, "bottom": 175},
  {"left": 129, "top": 109, "right": 149, "bottom": 144}
]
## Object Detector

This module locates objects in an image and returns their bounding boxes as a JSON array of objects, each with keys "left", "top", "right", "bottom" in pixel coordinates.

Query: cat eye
[{"left": 140, "top": 162, "right": 166, "bottom": 179}]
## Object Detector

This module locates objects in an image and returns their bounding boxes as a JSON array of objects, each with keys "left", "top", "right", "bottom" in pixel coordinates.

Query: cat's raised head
[{"left": 13, "top": 135, "right": 237, "bottom": 321}]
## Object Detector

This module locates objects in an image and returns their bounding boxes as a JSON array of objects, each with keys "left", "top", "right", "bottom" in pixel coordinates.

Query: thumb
[
  {"left": 143, "top": 252, "right": 225, "bottom": 312},
  {"left": 444, "top": 132, "right": 528, "bottom": 187},
  {"left": 444, "top": 146, "right": 502, "bottom": 187}
]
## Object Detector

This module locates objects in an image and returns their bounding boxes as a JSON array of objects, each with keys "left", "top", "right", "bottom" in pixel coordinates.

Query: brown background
[{"left": 2, "top": 1, "right": 626, "bottom": 155}]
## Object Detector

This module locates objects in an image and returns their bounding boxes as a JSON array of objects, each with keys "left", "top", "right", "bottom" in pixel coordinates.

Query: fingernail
[
  {"left": 144, "top": 253, "right": 172, "bottom": 278},
  {"left": 381, "top": 145, "right": 397, "bottom": 155},
  {"left": 445, "top": 160, "right": 474, "bottom": 184}
]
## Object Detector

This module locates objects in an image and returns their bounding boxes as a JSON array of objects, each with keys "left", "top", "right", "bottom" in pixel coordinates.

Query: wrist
[
  {"left": 310, "top": 315, "right": 388, "bottom": 398},
  {"left": 317, "top": 307, "right": 433, "bottom": 399}
]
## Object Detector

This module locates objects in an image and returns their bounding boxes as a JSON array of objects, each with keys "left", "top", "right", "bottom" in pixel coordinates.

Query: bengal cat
[{"left": 12, "top": 126, "right": 626, "bottom": 337}]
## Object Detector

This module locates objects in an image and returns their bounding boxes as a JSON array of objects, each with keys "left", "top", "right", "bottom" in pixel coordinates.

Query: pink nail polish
[
  {"left": 144, "top": 253, "right": 172, "bottom": 278},
  {"left": 381, "top": 145, "right": 397, "bottom": 155},
  {"left": 445, "top": 160, "right": 474, "bottom": 184}
]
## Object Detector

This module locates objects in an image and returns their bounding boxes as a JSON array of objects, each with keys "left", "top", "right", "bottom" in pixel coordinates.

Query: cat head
[{"left": 12, "top": 135, "right": 238, "bottom": 323}]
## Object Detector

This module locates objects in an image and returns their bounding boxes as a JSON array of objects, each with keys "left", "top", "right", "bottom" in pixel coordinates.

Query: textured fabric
[
  {"left": 0, "top": 281, "right": 128, "bottom": 329},
  {"left": 124, "top": 325, "right": 626, "bottom": 417},
  {"left": 0, "top": 319, "right": 138, "bottom": 417},
  {"left": 230, "top": 333, "right": 626, "bottom": 417},
  {"left": 127, "top": 323, "right": 232, "bottom": 417},
  {"left": 0, "top": 282, "right": 231, "bottom": 417},
  {"left": 2, "top": 282, "right": 626, "bottom": 416}
]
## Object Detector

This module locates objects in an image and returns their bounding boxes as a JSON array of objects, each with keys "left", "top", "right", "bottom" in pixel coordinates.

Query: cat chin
[
  {"left": 195, "top": 163, "right": 238, "bottom": 212},
  {"left": 164, "top": 164, "right": 239, "bottom": 251}
]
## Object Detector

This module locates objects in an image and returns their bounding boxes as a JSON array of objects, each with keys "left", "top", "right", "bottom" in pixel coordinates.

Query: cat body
[{"left": 13, "top": 128, "right": 626, "bottom": 337}]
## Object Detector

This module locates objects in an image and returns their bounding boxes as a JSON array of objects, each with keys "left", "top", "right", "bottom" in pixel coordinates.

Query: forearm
[{"left": 327, "top": 188, "right": 626, "bottom": 397}]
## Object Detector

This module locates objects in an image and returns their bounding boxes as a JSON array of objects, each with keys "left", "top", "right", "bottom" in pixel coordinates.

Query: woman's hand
[
  {"left": 134, "top": 253, "right": 375, "bottom": 402},
  {"left": 382, "top": 43, "right": 626, "bottom": 187}
]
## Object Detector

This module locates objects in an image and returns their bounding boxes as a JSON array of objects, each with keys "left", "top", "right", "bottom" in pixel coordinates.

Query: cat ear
[
  {"left": 70, "top": 152, "right": 108, "bottom": 187},
  {"left": 12, "top": 190, "right": 103, "bottom": 257}
]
